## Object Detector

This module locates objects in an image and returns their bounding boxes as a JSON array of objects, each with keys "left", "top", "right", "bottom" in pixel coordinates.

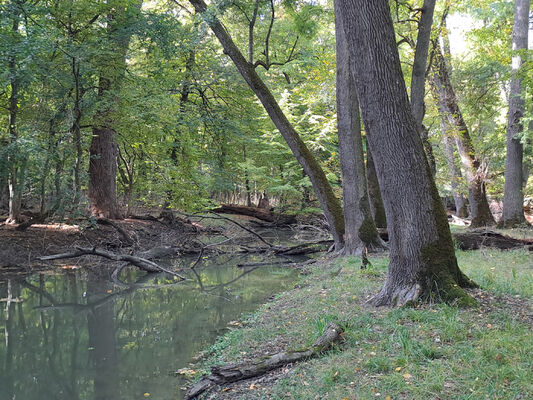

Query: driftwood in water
[
  {"left": 38, "top": 247, "right": 187, "bottom": 279},
  {"left": 212, "top": 204, "right": 296, "bottom": 225},
  {"left": 453, "top": 230, "right": 533, "bottom": 250},
  {"left": 184, "top": 322, "right": 343, "bottom": 400}
]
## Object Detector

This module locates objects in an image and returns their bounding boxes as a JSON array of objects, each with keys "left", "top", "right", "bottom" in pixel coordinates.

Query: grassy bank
[{"left": 192, "top": 248, "right": 533, "bottom": 399}]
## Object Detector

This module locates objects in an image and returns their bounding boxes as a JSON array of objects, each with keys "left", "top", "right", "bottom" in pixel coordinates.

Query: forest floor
[{"left": 189, "top": 231, "right": 533, "bottom": 400}]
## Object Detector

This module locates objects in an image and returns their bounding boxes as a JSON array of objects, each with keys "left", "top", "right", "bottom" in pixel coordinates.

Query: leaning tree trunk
[
  {"left": 338, "top": 0, "right": 476, "bottom": 307},
  {"left": 502, "top": 0, "right": 530, "bottom": 226},
  {"left": 442, "top": 131, "right": 468, "bottom": 217},
  {"left": 89, "top": 2, "right": 142, "bottom": 219},
  {"left": 410, "top": 0, "right": 437, "bottom": 175},
  {"left": 188, "top": 0, "right": 345, "bottom": 248},
  {"left": 366, "top": 143, "right": 387, "bottom": 228},
  {"left": 335, "top": 0, "right": 384, "bottom": 255},
  {"left": 431, "top": 46, "right": 495, "bottom": 227}
]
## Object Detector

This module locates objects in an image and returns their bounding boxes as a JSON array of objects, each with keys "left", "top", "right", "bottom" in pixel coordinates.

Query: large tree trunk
[
  {"left": 89, "top": 3, "right": 141, "bottom": 219},
  {"left": 6, "top": 7, "right": 22, "bottom": 224},
  {"left": 366, "top": 143, "right": 387, "bottom": 228},
  {"left": 502, "top": 0, "right": 530, "bottom": 226},
  {"left": 338, "top": 0, "right": 476, "bottom": 307},
  {"left": 431, "top": 46, "right": 495, "bottom": 227},
  {"left": 442, "top": 130, "right": 468, "bottom": 217},
  {"left": 335, "top": 0, "right": 384, "bottom": 255},
  {"left": 188, "top": 0, "right": 345, "bottom": 248}
]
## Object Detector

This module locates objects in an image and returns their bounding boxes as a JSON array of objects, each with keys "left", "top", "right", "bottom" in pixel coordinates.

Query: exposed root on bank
[{"left": 184, "top": 322, "right": 343, "bottom": 400}]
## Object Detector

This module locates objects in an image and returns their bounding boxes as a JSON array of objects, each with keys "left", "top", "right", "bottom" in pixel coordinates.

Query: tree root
[{"left": 184, "top": 322, "right": 343, "bottom": 400}]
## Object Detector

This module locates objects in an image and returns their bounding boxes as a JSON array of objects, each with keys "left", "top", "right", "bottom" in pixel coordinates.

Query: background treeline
[{"left": 1, "top": 0, "right": 531, "bottom": 221}]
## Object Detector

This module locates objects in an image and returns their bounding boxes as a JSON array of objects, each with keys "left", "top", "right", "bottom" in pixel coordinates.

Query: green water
[{"left": 0, "top": 255, "right": 299, "bottom": 400}]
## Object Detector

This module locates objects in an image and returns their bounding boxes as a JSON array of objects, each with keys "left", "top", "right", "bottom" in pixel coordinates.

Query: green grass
[{"left": 196, "top": 249, "right": 533, "bottom": 399}]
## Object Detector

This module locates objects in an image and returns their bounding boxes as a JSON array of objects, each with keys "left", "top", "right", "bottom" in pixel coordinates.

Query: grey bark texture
[
  {"left": 431, "top": 45, "right": 495, "bottom": 227},
  {"left": 188, "top": 0, "right": 345, "bottom": 247},
  {"left": 502, "top": 0, "right": 530, "bottom": 226},
  {"left": 442, "top": 130, "right": 468, "bottom": 217},
  {"left": 334, "top": 0, "right": 384, "bottom": 255},
  {"left": 338, "top": 0, "right": 476, "bottom": 306},
  {"left": 366, "top": 143, "right": 387, "bottom": 228}
]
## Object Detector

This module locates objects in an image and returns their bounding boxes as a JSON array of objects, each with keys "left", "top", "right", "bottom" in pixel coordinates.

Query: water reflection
[{"left": 0, "top": 256, "right": 298, "bottom": 400}]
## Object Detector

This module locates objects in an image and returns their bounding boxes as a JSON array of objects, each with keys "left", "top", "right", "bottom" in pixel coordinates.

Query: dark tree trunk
[
  {"left": 335, "top": 0, "right": 384, "bottom": 255},
  {"left": 442, "top": 131, "right": 468, "bottom": 217},
  {"left": 188, "top": 0, "right": 345, "bottom": 248},
  {"left": 366, "top": 142, "right": 387, "bottom": 228},
  {"left": 502, "top": 0, "right": 529, "bottom": 226},
  {"left": 431, "top": 46, "right": 495, "bottom": 227},
  {"left": 410, "top": 0, "right": 437, "bottom": 176},
  {"left": 89, "top": 3, "right": 142, "bottom": 219},
  {"left": 339, "top": 0, "right": 476, "bottom": 306}
]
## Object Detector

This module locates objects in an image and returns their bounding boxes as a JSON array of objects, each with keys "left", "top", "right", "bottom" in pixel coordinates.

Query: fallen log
[
  {"left": 453, "top": 230, "right": 533, "bottom": 251},
  {"left": 212, "top": 204, "right": 275, "bottom": 222},
  {"left": 38, "top": 247, "right": 187, "bottom": 279},
  {"left": 184, "top": 322, "right": 343, "bottom": 400}
]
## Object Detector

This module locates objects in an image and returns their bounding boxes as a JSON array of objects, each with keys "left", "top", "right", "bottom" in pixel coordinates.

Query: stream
[{"left": 0, "top": 250, "right": 301, "bottom": 400}]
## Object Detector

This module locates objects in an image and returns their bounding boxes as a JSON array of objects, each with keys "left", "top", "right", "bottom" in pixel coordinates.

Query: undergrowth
[{"left": 195, "top": 248, "right": 533, "bottom": 399}]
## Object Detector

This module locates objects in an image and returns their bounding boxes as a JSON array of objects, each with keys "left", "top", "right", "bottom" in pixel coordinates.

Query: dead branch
[
  {"left": 184, "top": 322, "right": 343, "bottom": 400},
  {"left": 96, "top": 218, "right": 135, "bottom": 246},
  {"left": 38, "top": 247, "right": 187, "bottom": 279}
]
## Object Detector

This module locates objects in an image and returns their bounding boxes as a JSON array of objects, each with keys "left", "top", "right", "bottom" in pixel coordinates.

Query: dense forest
[{"left": 1, "top": 0, "right": 532, "bottom": 399}]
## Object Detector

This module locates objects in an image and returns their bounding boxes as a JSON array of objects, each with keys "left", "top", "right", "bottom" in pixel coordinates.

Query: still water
[{"left": 0, "top": 255, "right": 299, "bottom": 400}]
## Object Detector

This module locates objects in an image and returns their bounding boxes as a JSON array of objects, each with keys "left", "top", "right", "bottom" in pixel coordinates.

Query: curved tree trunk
[
  {"left": 335, "top": 0, "right": 384, "bottom": 255},
  {"left": 431, "top": 46, "right": 495, "bottom": 227},
  {"left": 502, "top": 0, "right": 530, "bottom": 226},
  {"left": 366, "top": 143, "right": 387, "bottom": 228},
  {"left": 338, "top": 0, "right": 476, "bottom": 307},
  {"left": 188, "top": 0, "right": 345, "bottom": 248}
]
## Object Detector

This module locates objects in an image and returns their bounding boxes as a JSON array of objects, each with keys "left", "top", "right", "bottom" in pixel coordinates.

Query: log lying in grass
[
  {"left": 453, "top": 230, "right": 533, "bottom": 250},
  {"left": 184, "top": 322, "right": 343, "bottom": 400},
  {"left": 38, "top": 247, "right": 187, "bottom": 279}
]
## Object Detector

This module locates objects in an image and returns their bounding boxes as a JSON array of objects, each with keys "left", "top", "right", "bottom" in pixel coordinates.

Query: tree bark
[
  {"left": 410, "top": 0, "right": 437, "bottom": 176},
  {"left": 335, "top": 0, "right": 384, "bottom": 255},
  {"left": 338, "top": 0, "right": 476, "bottom": 306},
  {"left": 89, "top": 3, "right": 142, "bottom": 219},
  {"left": 366, "top": 142, "right": 387, "bottom": 228},
  {"left": 502, "top": 0, "right": 530, "bottom": 226},
  {"left": 431, "top": 45, "right": 495, "bottom": 227},
  {"left": 188, "top": 0, "right": 345, "bottom": 248},
  {"left": 442, "top": 130, "right": 468, "bottom": 217}
]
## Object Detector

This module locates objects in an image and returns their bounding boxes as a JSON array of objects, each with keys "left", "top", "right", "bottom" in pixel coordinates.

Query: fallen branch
[
  {"left": 453, "top": 230, "right": 533, "bottom": 250},
  {"left": 39, "top": 247, "right": 187, "bottom": 280},
  {"left": 96, "top": 218, "right": 135, "bottom": 246},
  {"left": 184, "top": 322, "right": 343, "bottom": 400}
]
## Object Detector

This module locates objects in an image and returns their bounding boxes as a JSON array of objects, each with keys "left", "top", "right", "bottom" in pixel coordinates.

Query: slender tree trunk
[
  {"left": 189, "top": 0, "right": 345, "bottom": 247},
  {"left": 366, "top": 142, "right": 387, "bottom": 228},
  {"left": 431, "top": 46, "right": 495, "bottom": 227},
  {"left": 72, "top": 58, "right": 83, "bottom": 196},
  {"left": 339, "top": 0, "right": 476, "bottom": 307},
  {"left": 7, "top": 9, "right": 22, "bottom": 224},
  {"left": 89, "top": 3, "right": 141, "bottom": 218},
  {"left": 410, "top": 0, "right": 437, "bottom": 175},
  {"left": 442, "top": 130, "right": 468, "bottom": 217},
  {"left": 335, "top": 0, "right": 383, "bottom": 255},
  {"left": 502, "top": 0, "right": 530, "bottom": 226}
]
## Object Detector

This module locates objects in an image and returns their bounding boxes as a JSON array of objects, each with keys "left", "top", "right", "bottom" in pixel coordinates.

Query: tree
[
  {"left": 334, "top": 0, "right": 383, "bottom": 255},
  {"left": 431, "top": 44, "right": 496, "bottom": 227},
  {"left": 188, "top": 0, "right": 345, "bottom": 248},
  {"left": 502, "top": 0, "right": 530, "bottom": 226},
  {"left": 89, "top": 1, "right": 142, "bottom": 218},
  {"left": 338, "top": 0, "right": 476, "bottom": 306}
]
